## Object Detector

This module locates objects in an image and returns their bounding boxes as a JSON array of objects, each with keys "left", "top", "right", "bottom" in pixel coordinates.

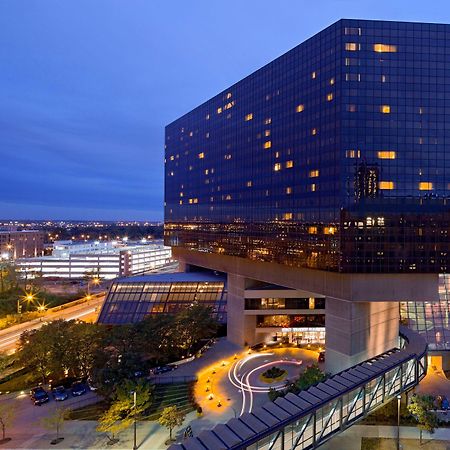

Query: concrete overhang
[{"left": 173, "top": 247, "right": 439, "bottom": 302}]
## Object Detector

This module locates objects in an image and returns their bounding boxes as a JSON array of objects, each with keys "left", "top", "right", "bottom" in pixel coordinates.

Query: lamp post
[
  {"left": 132, "top": 390, "right": 137, "bottom": 450},
  {"left": 397, "top": 394, "right": 402, "bottom": 450}
]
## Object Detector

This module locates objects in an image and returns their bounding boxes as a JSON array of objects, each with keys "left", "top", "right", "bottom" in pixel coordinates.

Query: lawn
[{"left": 361, "top": 437, "right": 449, "bottom": 449}]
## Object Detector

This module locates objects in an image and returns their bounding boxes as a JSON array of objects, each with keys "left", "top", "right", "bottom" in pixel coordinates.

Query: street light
[
  {"left": 397, "top": 393, "right": 402, "bottom": 450},
  {"left": 18, "top": 290, "right": 36, "bottom": 314},
  {"left": 132, "top": 391, "right": 137, "bottom": 450}
]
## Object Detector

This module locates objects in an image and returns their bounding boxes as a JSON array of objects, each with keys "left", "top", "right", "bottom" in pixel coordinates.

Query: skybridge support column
[{"left": 325, "top": 297, "right": 399, "bottom": 374}]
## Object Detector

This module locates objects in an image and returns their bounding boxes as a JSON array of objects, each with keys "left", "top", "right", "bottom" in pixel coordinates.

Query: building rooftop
[{"left": 115, "top": 271, "right": 226, "bottom": 284}]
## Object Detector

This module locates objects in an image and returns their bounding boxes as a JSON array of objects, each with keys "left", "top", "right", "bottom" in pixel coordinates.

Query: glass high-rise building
[
  {"left": 164, "top": 19, "right": 447, "bottom": 373},
  {"left": 165, "top": 18, "right": 450, "bottom": 274}
]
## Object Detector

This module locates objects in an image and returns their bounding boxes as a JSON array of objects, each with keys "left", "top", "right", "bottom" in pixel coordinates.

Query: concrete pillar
[
  {"left": 176, "top": 260, "right": 191, "bottom": 272},
  {"left": 227, "top": 274, "right": 255, "bottom": 346},
  {"left": 325, "top": 297, "right": 399, "bottom": 373}
]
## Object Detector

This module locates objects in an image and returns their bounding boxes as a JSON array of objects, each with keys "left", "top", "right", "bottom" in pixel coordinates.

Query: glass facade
[
  {"left": 400, "top": 274, "right": 450, "bottom": 350},
  {"left": 98, "top": 276, "right": 227, "bottom": 325},
  {"left": 245, "top": 297, "right": 325, "bottom": 310},
  {"left": 165, "top": 19, "right": 450, "bottom": 273}
]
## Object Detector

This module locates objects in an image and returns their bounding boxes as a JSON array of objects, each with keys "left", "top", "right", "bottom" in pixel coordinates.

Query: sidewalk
[
  {"left": 320, "top": 424, "right": 450, "bottom": 450},
  {"left": 2, "top": 411, "right": 198, "bottom": 449}
]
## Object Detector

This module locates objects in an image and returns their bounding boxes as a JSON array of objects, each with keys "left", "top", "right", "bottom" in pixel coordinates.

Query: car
[
  {"left": 150, "top": 365, "right": 176, "bottom": 375},
  {"left": 52, "top": 386, "right": 68, "bottom": 401},
  {"left": 71, "top": 382, "right": 86, "bottom": 396},
  {"left": 318, "top": 351, "right": 325, "bottom": 363},
  {"left": 86, "top": 377, "right": 98, "bottom": 391},
  {"left": 30, "top": 387, "right": 49, "bottom": 405}
]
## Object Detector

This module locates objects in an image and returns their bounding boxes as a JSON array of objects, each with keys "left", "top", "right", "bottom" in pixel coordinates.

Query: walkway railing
[{"left": 171, "top": 326, "right": 427, "bottom": 450}]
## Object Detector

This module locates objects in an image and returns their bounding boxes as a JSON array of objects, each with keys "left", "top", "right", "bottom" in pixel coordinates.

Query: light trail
[{"left": 228, "top": 354, "right": 303, "bottom": 415}]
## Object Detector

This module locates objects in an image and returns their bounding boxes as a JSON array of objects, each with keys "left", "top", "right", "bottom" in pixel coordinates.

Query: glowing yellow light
[
  {"left": 377, "top": 151, "right": 396, "bottom": 159},
  {"left": 419, "top": 182, "right": 433, "bottom": 191},
  {"left": 379, "top": 181, "right": 395, "bottom": 190}
]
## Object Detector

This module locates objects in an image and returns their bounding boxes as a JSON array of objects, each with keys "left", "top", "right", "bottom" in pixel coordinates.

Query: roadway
[{"left": 0, "top": 295, "right": 105, "bottom": 354}]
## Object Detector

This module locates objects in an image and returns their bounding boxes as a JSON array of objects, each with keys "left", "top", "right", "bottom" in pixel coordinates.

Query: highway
[{"left": 0, "top": 294, "right": 105, "bottom": 353}]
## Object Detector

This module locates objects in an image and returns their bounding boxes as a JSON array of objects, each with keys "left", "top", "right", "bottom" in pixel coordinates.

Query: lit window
[
  {"left": 373, "top": 44, "right": 397, "bottom": 53},
  {"left": 347, "top": 104, "right": 357, "bottom": 112},
  {"left": 309, "top": 170, "right": 319, "bottom": 178},
  {"left": 283, "top": 212, "right": 293, "bottom": 220},
  {"left": 327, "top": 93, "right": 333, "bottom": 101},
  {"left": 224, "top": 154, "right": 232, "bottom": 160},
  {"left": 246, "top": 181, "right": 252, "bottom": 187},
  {"left": 296, "top": 104, "right": 305, "bottom": 113},
  {"left": 346, "top": 73, "right": 361, "bottom": 82},
  {"left": 379, "top": 181, "right": 394, "bottom": 190},
  {"left": 286, "top": 187, "right": 292, "bottom": 194},
  {"left": 311, "top": 71, "right": 316, "bottom": 79},
  {"left": 308, "top": 226, "right": 317, "bottom": 234},
  {"left": 274, "top": 163, "right": 281, "bottom": 172},
  {"left": 264, "top": 118, "right": 272, "bottom": 125},
  {"left": 311, "top": 128, "right": 317, "bottom": 135},
  {"left": 206, "top": 114, "right": 210, "bottom": 120},
  {"left": 189, "top": 131, "right": 193, "bottom": 137},
  {"left": 419, "top": 182, "right": 433, "bottom": 191},
  {"left": 204, "top": 169, "right": 209, "bottom": 175},
  {"left": 206, "top": 132, "right": 210, "bottom": 138},
  {"left": 198, "top": 152, "right": 204, "bottom": 159},
  {"left": 329, "top": 77, "right": 335, "bottom": 85},
  {"left": 169, "top": 155, "right": 174, "bottom": 161},
  {"left": 324, "top": 227, "right": 336, "bottom": 235},
  {"left": 226, "top": 92, "right": 232, "bottom": 99},
  {"left": 380, "top": 105, "right": 391, "bottom": 114},
  {"left": 275, "top": 151, "right": 280, "bottom": 158},
  {"left": 217, "top": 107, "right": 222, "bottom": 114},
  {"left": 263, "top": 141, "right": 272, "bottom": 149},
  {"left": 264, "top": 130, "right": 271, "bottom": 137},
  {"left": 377, "top": 151, "right": 396, "bottom": 159},
  {"left": 286, "top": 160, "right": 294, "bottom": 168},
  {"left": 381, "top": 75, "right": 387, "bottom": 83},
  {"left": 179, "top": 200, "right": 183, "bottom": 205},
  {"left": 345, "top": 27, "right": 361, "bottom": 35},
  {"left": 179, "top": 192, "right": 183, "bottom": 197},
  {"left": 245, "top": 113, "right": 253, "bottom": 121},
  {"left": 345, "top": 42, "right": 360, "bottom": 51},
  {"left": 310, "top": 183, "right": 316, "bottom": 192},
  {"left": 225, "top": 194, "right": 232, "bottom": 200}
]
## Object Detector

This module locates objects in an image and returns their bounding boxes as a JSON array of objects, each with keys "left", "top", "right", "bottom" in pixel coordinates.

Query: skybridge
[{"left": 171, "top": 326, "right": 427, "bottom": 450}]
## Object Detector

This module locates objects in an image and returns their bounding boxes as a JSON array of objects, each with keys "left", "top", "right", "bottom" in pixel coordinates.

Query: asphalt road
[{"left": 0, "top": 295, "right": 104, "bottom": 353}]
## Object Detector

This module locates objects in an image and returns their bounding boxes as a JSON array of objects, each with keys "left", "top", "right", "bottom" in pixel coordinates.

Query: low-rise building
[
  {"left": 15, "top": 240, "right": 172, "bottom": 280},
  {"left": 0, "top": 229, "right": 44, "bottom": 259}
]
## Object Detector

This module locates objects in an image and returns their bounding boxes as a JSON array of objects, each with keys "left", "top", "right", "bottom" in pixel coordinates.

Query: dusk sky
[{"left": 1, "top": 0, "right": 449, "bottom": 221}]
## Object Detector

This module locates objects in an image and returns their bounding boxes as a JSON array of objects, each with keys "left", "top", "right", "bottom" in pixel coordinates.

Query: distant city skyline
[{"left": 2, "top": 0, "right": 449, "bottom": 220}]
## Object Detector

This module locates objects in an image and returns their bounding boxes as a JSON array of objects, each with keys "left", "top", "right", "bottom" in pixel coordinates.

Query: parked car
[
  {"left": 150, "top": 365, "right": 177, "bottom": 375},
  {"left": 52, "top": 386, "right": 68, "bottom": 401},
  {"left": 86, "top": 377, "right": 98, "bottom": 391},
  {"left": 71, "top": 381, "right": 86, "bottom": 396},
  {"left": 318, "top": 351, "right": 325, "bottom": 363},
  {"left": 30, "top": 387, "right": 49, "bottom": 405}
]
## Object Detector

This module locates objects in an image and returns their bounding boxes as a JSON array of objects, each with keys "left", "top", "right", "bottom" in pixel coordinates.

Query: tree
[
  {"left": 0, "top": 401, "right": 16, "bottom": 443},
  {"left": 96, "top": 379, "right": 153, "bottom": 444},
  {"left": 293, "top": 364, "right": 327, "bottom": 391},
  {"left": 18, "top": 329, "right": 52, "bottom": 384},
  {"left": 40, "top": 407, "right": 67, "bottom": 444},
  {"left": 172, "top": 305, "right": 218, "bottom": 355},
  {"left": 158, "top": 406, "right": 185, "bottom": 443},
  {"left": 65, "top": 321, "right": 104, "bottom": 377},
  {"left": 407, "top": 394, "right": 439, "bottom": 444}
]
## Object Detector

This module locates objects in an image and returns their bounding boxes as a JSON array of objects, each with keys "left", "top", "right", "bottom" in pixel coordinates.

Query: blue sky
[{"left": 1, "top": 0, "right": 449, "bottom": 220}]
